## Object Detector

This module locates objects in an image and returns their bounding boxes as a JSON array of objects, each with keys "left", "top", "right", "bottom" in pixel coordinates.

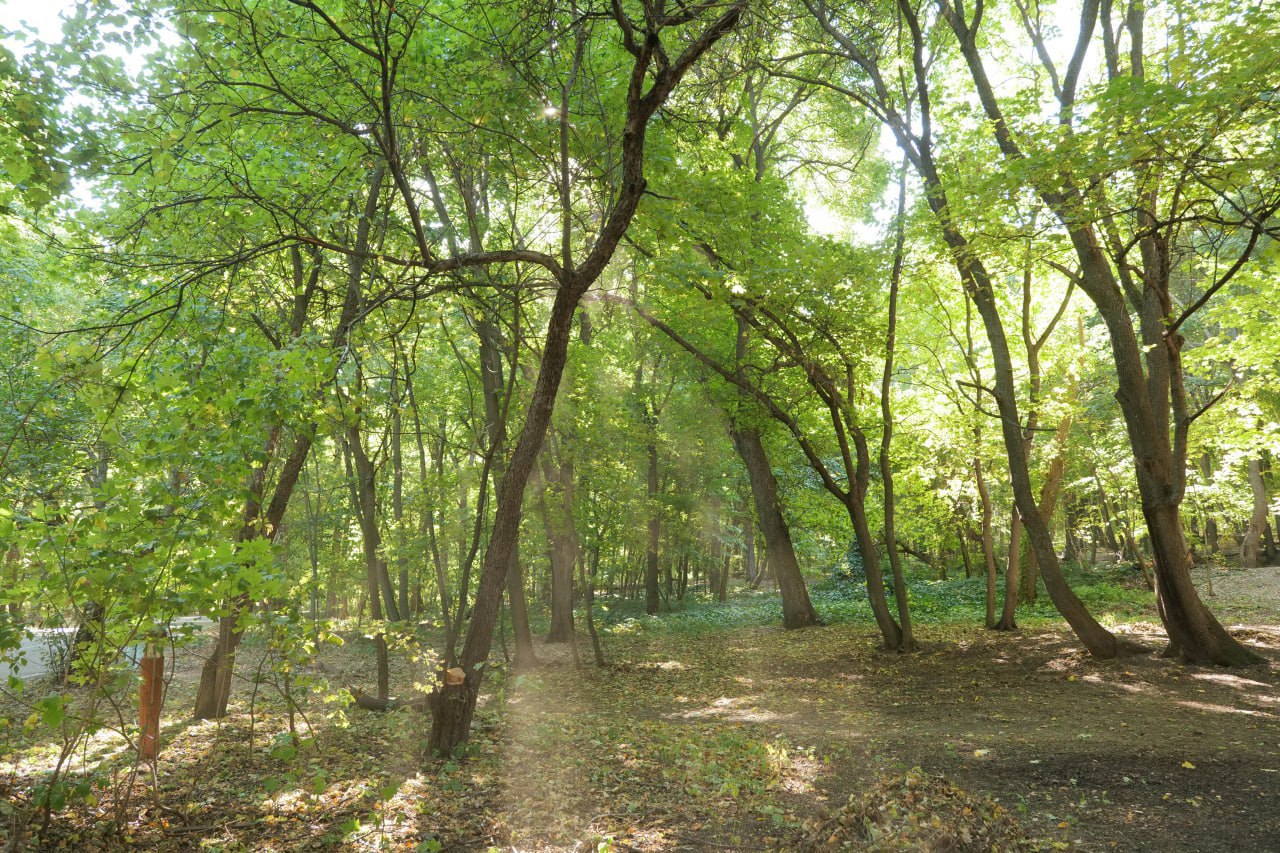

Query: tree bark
[
  {"left": 1243, "top": 458, "right": 1269, "bottom": 568},
  {"left": 477, "top": 319, "right": 537, "bottom": 666},
  {"left": 194, "top": 177, "right": 370, "bottom": 719},
  {"left": 541, "top": 442, "right": 578, "bottom": 643},
  {"left": 644, "top": 435, "right": 661, "bottom": 615},
  {"left": 731, "top": 426, "right": 819, "bottom": 628},
  {"left": 879, "top": 164, "right": 914, "bottom": 648},
  {"left": 425, "top": 2, "right": 747, "bottom": 755}
]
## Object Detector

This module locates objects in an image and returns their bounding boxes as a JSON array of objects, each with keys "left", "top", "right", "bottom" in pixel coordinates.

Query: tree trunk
[
  {"left": 541, "top": 445, "right": 578, "bottom": 643},
  {"left": 409, "top": 371, "right": 454, "bottom": 643},
  {"left": 427, "top": 280, "right": 585, "bottom": 756},
  {"left": 425, "top": 3, "right": 746, "bottom": 755},
  {"left": 957, "top": 524, "right": 973, "bottom": 579},
  {"left": 347, "top": 424, "right": 401, "bottom": 624},
  {"left": 1199, "top": 452, "right": 1219, "bottom": 556},
  {"left": 644, "top": 437, "right": 661, "bottom": 615},
  {"left": 731, "top": 426, "right": 820, "bottom": 628},
  {"left": 391, "top": 364, "right": 410, "bottom": 621},
  {"left": 741, "top": 505, "right": 757, "bottom": 584},
  {"left": 584, "top": 543, "right": 606, "bottom": 667},
  {"left": 477, "top": 319, "right": 537, "bottom": 666},
  {"left": 345, "top": 432, "right": 393, "bottom": 699},
  {"left": 879, "top": 167, "right": 914, "bottom": 648},
  {"left": 974, "top": 454, "right": 999, "bottom": 629},
  {"left": 1243, "top": 458, "right": 1269, "bottom": 568},
  {"left": 998, "top": 509, "right": 1023, "bottom": 631}
]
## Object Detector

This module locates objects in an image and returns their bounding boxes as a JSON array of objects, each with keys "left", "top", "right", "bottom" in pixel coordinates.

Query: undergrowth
[{"left": 594, "top": 562, "right": 1154, "bottom": 637}]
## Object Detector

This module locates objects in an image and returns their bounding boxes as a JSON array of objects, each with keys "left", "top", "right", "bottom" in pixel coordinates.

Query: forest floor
[{"left": 2, "top": 564, "right": 1279, "bottom": 851}]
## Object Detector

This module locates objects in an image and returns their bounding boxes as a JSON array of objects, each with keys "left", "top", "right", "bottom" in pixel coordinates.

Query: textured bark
[
  {"left": 1243, "top": 459, "right": 1269, "bottom": 568},
  {"left": 731, "top": 426, "right": 819, "bottom": 629}
]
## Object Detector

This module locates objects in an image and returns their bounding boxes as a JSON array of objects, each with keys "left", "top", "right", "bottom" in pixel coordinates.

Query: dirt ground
[{"left": 2, "top": 565, "right": 1278, "bottom": 851}]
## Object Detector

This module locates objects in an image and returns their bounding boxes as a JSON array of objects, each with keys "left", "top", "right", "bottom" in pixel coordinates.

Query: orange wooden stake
[{"left": 138, "top": 642, "right": 164, "bottom": 760}]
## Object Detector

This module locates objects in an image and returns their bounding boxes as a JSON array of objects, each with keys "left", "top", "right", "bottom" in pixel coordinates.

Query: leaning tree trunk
[
  {"left": 900, "top": 134, "right": 1134, "bottom": 657},
  {"left": 194, "top": 433, "right": 313, "bottom": 719},
  {"left": 428, "top": 281, "right": 586, "bottom": 756},
  {"left": 425, "top": 2, "right": 747, "bottom": 756},
  {"left": 731, "top": 426, "right": 819, "bottom": 629},
  {"left": 845, "top": 427, "right": 904, "bottom": 650},
  {"left": 1080, "top": 245, "right": 1261, "bottom": 664},
  {"left": 967, "top": 276, "right": 1139, "bottom": 658},
  {"left": 195, "top": 170, "right": 374, "bottom": 719},
  {"left": 477, "top": 319, "right": 538, "bottom": 667}
]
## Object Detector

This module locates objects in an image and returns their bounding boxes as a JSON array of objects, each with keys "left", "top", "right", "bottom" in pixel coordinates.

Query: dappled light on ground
[
  {"left": 674, "top": 695, "right": 789, "bottom": 723},
  {"left": 5, "top": 602, "right": 1280, "bottom": 850}
]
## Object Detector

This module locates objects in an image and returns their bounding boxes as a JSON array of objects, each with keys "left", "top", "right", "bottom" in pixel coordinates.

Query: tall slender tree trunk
[
  {"left": 584, "top": 543, "right": 606, "bottom": 667},
  {"left": 477, "top": 320, "right": 537, "bottom": 666},
  {"left": 391, "top": 363, "right": 410, "bottom": 621},
  {"left": 1200, "top": 453, "right": 1219, "bottom": 556},
  {"left": 974, "top": 453, "right": 999, "bottom": 629},
  {"left": 408, "top": 371, "right": 453, "bottom": 641},
  {"left": 541, "top": 443, "right": 578, "bottom": 643},
  {"left": 879, "top": 167, "right": 914, "bottom": 648},
  {"left": 345, "top": 431, "right": 393, "bottom": 698},
  {"left": 741, "top": 504, "right": 757, "bottom": 585},
  {"left": 347, "top": 420, "right": 401, "bottom": 624},
  {"left": 1000, "top": 510, "right": 1024, "bottom": 629},
  {"left": 644, "top": 436, "right": 661, "bottom": 615}
]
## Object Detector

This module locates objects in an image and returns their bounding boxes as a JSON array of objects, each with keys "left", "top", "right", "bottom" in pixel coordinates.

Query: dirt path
[
  {"left": 502, "top": 570, "right": 1280, "bottom": 851},
  {"left": 5, "top": 571, "right": 1277, "bottom": 851}
]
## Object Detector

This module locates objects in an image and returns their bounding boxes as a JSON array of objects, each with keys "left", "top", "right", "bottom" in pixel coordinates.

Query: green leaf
[{"left": 37, "top": 695, "right": 65, "bottom": 728}]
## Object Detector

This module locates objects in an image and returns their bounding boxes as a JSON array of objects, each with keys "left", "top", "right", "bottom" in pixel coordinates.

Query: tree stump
[{"left": 427, "top": 668, "right": 476, "bottom": 757}]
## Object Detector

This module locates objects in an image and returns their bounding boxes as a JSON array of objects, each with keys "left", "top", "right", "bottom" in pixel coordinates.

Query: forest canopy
[{"left": 2, "top": 0, "right": 1279, "bottom": 848}]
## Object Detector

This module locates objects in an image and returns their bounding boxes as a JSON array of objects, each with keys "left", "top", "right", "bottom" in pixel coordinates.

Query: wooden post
[{"left": 139, "top": 641, "right": 164, "bottom": 760}]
